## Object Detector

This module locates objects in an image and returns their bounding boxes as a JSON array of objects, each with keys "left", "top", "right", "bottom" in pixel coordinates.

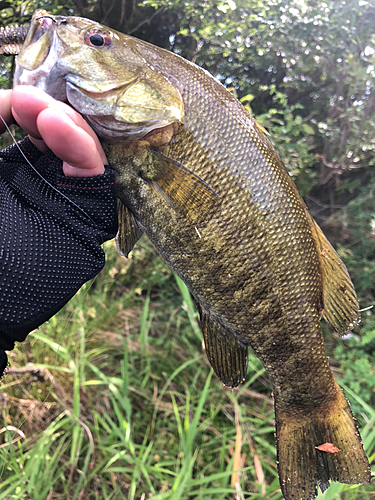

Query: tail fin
[{"left": 275, "top": 381, "right": 371, "bottom": 500}]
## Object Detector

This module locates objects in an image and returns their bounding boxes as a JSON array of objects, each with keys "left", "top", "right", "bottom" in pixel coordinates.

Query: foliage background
[{"left": 0, "top": 0, "right": 374, "bottom": 498}]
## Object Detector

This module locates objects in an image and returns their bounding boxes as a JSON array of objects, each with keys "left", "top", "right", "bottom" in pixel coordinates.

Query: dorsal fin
[{"left": 305, "top": 209, "right": 360, "bottom": 335}]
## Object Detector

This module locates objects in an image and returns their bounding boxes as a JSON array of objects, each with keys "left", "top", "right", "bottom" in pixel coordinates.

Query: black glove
[{"left": 0, "top": 137, "right": 118, "bottom": 374}]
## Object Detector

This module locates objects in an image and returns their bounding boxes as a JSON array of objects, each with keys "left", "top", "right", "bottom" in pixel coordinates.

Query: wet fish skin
[{"left": 12, "top": 11, "right": 371, "bottom": 500}]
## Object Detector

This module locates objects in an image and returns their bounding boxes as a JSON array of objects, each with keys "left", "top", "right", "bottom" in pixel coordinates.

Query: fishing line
[
  {"left": 0, "top": 113, "right": 95, "bottom": 223},
  {"left": 0, "top": 112, "right": 106, "bottom": 340}
]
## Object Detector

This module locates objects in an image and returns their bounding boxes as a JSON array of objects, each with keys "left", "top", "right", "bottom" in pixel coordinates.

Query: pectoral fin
[
  {"left": 116, "top": 200, "right": 144, "bottom": 257},
  {"left": 198, "top": 305, "right": 248, "bottom": 388},
  {"left": 306, "top": 210, "right": 360, "bottom": 335},
  {"left": 151, "top": 150, "right": 220, "bottom": 222}
]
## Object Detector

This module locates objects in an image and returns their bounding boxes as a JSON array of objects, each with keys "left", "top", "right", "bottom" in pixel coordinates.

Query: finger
[
  {"left": 0, "top": 89, "right": 14, "bottom": 134},
  {"left": 28, "top": 136, "right": 49, "bottom": 153},
  {"left": 50, "top": 101, "right": 108, "bottom": 167},
  {"left": 12, "top": 85, "right": 107, "bottom": 169},
  {"left": 11, "top": 86, "right": 55, "bottom": 139},
  {"left": 36, "top": 107, "right": 105, "bottom": 177}
]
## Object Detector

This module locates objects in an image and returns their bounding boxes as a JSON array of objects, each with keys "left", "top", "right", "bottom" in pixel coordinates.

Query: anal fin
[{"left": 198, "top": 306, "right": 248, "bottom": 388}]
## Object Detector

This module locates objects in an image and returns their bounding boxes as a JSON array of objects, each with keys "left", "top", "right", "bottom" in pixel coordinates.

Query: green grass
[{"left": 0, "top": 240, "right": 374, "bottom": 499}]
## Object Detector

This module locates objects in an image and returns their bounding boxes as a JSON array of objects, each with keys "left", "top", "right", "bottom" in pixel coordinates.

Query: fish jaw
[
  {"left": 14, "top": 10, "right": 184, "bottom": 141},
  {"left": 14, "top": 11, "right": 68, "bottom": 100},
  {"left": 65, "top": 76, "right": 183, "bottom": 141}
]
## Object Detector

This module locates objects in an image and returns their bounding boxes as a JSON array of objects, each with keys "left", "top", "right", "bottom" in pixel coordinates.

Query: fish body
[{"left": 13, "top": 11, "right": 371, "bottom": 499}]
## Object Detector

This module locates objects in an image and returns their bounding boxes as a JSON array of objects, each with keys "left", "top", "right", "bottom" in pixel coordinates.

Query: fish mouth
[
  {"left": 71, "top": 86, "right": 127, "bottom": 100},
  {"left": 14, "top": 11, "right": 68, "bottom": 100},
  {"left": 14, "top": 9, "right": 184, "bottom": 142},
  {"left": 66, "top": 78, "right": 183, "bottom": 142},
  {"left": 85, "top": 114, "right": 165, "bottom": 142}
]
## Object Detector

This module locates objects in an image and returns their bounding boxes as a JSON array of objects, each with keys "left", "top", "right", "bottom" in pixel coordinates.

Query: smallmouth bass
[{"left": 10, "top": 10, "right": 371, "bottom": 499}]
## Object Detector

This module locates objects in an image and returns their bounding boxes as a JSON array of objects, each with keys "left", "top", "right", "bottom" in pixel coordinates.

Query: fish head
[{"left": 14, "top": 10, "right": 184, "bottom": 141}]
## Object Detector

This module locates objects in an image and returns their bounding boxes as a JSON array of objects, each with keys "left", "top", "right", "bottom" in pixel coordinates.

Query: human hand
[
  {"left": 0, "top": 89, "right": 12, "bottom": 133},
  {"left": 0, "top": 86, "right": 107, "bottom": 177}
]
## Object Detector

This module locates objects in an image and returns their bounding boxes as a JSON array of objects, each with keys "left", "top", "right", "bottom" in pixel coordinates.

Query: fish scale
[
  {"left": 120, "top": 121, "right": 330, "bottom": 411},
  {"left": 11, "top": 10, "right": 371, "bottom": 500}
]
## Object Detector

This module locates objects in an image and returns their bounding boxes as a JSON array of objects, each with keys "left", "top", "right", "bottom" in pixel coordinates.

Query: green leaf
[{"left": 302, "top": 123, "right": 315, "bottom": 135}]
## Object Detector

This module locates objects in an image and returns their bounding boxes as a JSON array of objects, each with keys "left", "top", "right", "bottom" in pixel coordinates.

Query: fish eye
[{"left": 84, "top": 29, "right": 112, "bottom": 48}]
